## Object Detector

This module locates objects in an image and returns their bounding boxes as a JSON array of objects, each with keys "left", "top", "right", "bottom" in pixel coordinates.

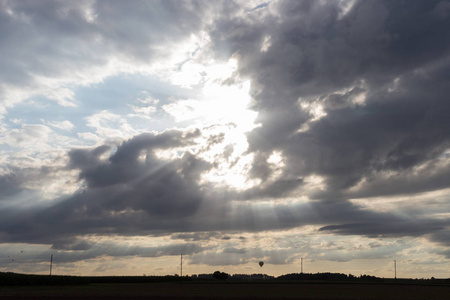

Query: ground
[{"left": 1, "top": 282, "right": 449, "bottom": 299}]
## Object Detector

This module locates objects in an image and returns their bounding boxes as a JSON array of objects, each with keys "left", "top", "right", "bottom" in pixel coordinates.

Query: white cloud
[
  {"left": 1, "top": 124, "right": 52, "bottom": 149},
  {"left": 42, "top": 120, "right": 75, "bottom": 131},
  {"left": 129, "top": 105, "right": 157, "bottom": 117},
  {"left": 85, "top": 110, "right": 138, "bottom": 141},
  {"left": 260, "top": 35, "right": 272, "bottom": 52}
]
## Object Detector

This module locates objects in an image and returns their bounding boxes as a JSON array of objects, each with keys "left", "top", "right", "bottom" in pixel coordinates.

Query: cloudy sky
[{"left": 1, "top": 0, "right": 450, "bottom": 278}]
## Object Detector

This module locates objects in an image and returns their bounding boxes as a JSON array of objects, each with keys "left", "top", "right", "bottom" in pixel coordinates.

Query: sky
[{"left": 1, "top": 0, "right": 450, "bottom": 278}]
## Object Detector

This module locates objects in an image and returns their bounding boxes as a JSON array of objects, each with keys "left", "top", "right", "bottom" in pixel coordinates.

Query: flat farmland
[{"left": 1, "top": 282, "right": 449, "bottom": 299}]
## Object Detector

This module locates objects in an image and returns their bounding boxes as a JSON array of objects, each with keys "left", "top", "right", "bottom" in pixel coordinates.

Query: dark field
[{"left": 1, "top": 282, "right": 449, "bottom": 299}]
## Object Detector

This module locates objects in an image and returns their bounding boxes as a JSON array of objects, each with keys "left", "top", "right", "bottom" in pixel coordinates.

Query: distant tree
[
  {"left": 359, "top": 274, "right": 382, "bottom": 282},
  {"left": 213, "top": 271, "right": 229, "bottom": 280}
]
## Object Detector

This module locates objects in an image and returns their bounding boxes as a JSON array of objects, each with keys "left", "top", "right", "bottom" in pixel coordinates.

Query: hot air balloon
[{"left": 259, "top": 261, "right": 264, "bottom": 267}]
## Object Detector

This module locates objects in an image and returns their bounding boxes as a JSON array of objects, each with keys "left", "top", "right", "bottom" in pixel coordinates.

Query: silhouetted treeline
[
  {"left": 2, "top": 271, "right": 450, "bottom": 286},
  {"left": 276, "top": 272, "right": 450, "bottom": 285},
  {"left": 0, "top": 272, "right": 89, "bottom": 286},
  {"left": 0, "top": 272, "right": 185, "bottom": 286},
  {"left": 212, "top": 271, "right": 229, "bottom": 280},
  {"left": 87, "top": 275, "right": 188, "bottom": 284},
  {"left": 277, "top": 272, "right": 380, "bottom": 281}
]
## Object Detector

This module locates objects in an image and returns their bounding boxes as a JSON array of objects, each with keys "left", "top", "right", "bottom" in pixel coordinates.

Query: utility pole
[
  {"left": 301, "top": 257, "right": 303, "bottom": 274},
  {"left": 181, "top": 254, "right": 183, "bottom": 278},
  {"left": 394, "top": 260, "right": 396, "bottom": 280},
  {"left": 50, "top": 254, "right": 53, "bottom": 276}
]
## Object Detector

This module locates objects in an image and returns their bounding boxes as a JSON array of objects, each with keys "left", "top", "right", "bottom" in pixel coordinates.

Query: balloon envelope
[{"left": 259, "top": 261, "right": 264, "bottom": 267}]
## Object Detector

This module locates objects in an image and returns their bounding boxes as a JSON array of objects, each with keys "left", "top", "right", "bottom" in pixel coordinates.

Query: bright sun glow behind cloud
[
  {"left": 162, "top": 79, "right": 256, "bottom": 131},
  {"left": 159, "top": 56, "right": 260, "bottom": 190},
  {"left": 164, "top": 58, "right": 256, "bottom": 128}
]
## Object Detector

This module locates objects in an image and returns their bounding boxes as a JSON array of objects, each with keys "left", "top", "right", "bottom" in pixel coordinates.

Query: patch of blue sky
[
  {"left": 247, "top": 1, "right": 269, "bottom": 12},
  {"left": 73, "top": 73, "right": 201, "bottom": 132},
  {"left": 75, "top": 73, "right": 198, "bottom": 112},
  {"left": 5, "top": 97, "right": 72, "bottom": 130},
  {"left": 6, "top": 95, "right": 87, "bottom": 137},
  {"left": 5, "top": 73, "right": 202, "bottom": 144}
]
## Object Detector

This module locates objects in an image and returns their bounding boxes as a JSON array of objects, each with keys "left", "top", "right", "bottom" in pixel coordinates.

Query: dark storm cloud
[
  {"left": 319, "top": 220, "right": 445, "bottom": 238},
  {"left": 237, "top": 177, "right": 304, "bottom": 200},
  {"left": 206, "top": 0, "right": 450, "bottom": 238},
  {"left": 65, "top": 129, "right": 207, "bottom": 217},
  {"left": 91, "top": 0, "right": 207, "bottom": 61},
  {"left": 0, "top": 165, "right": 61, "bottom": 202},
  {"left": 0, "top": 129, "right": 210, "bottom": 245},
  {"left": 51, "top": 237, "right": 94, "bottom": 251},
  {"left": 430, "top": 230, "right": 450, "bottom": 248},
  {"left": 70, "top": 129, "right": 202, "bottom": 188},
  {"left": 0, "top": 171, "right": 23, "bottom": 201},
  {"left": 287, "top": 64, "right": 450, "bottom": 197}
]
